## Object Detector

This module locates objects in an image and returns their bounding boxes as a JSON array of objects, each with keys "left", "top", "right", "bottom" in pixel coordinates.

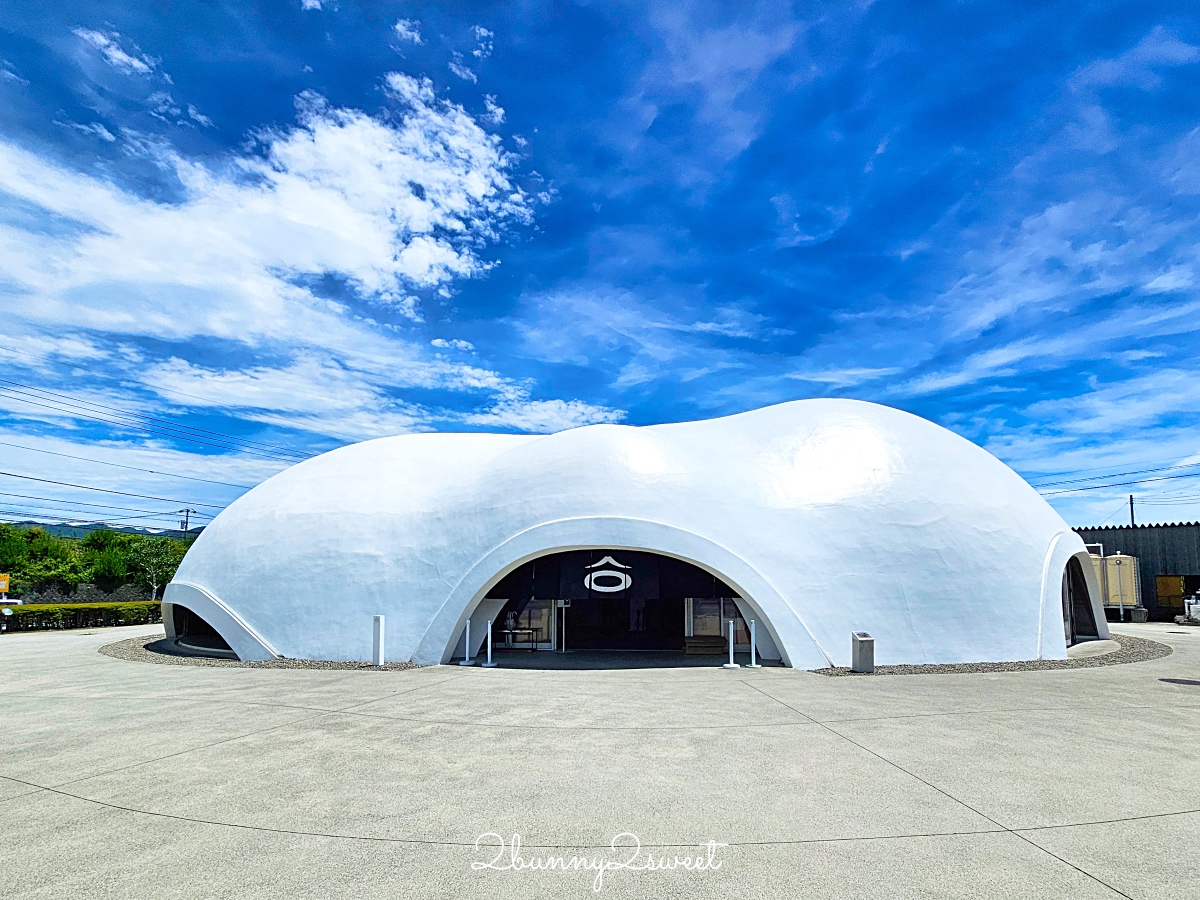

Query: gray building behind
[{"left": 1073, "top": 522, "right": 1200, "bottom": 620}]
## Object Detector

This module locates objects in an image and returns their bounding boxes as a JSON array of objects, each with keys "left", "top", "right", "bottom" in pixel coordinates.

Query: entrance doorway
[
  {"left": 1062, "top": 556, "right": 1100, "bottom": 645},
  {"left": 485, "top": 549, "right": 747, "bottom": 654}
]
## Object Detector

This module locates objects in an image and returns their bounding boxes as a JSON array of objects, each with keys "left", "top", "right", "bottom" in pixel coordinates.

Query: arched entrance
[
  {"left": 170, "top": 605, "right": 238, "bottom": 659},
  {"left": 1062, "top": 556, "right": 1100, "bottom": 645},
  {"left": 420, "top": 516, "right": 829, "bottom": 668},
  {"left": 476, "top": 548, "right": 767, "bottom": 659}
]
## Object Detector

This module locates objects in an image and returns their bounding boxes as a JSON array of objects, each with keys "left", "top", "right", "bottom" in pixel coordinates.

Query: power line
[
  {"left": 0, "top": 507, "right": 187, "bottom": 525},
  {"left": 1040, "top": 470, "right": 1200, "bottom": 496},
  {"left": 0, "top": 492, "right": 214, "bottom": 518},
  {"left": 0, "top": 439, "right": 258, "bottom": 490},
  {"left": 0, "top": 340, "right": 364, "bottom": 447},
  {"left": 0, "top": 471, "right": 226, "bottom": 508},
  {"left": 1030, "top": 460, "right": 1200, "bottom": 489},
  {"left": 1092, "top": 499, "right": 1131, "bottom": 527},
  {"left": 0, "top": 382, "right": 307, "bottom": 463},
  {"left": 0, "top": 512, "right": 198, "bottom": 532},
  {"left": 0, "top": 376, "right": 312, "bottom": 459},
  {"left": 0, "top": 389, "right": 294, "bottom": 462},
  {"left": 1023, "top": 452, "right": 1200, "bottom": 482}
]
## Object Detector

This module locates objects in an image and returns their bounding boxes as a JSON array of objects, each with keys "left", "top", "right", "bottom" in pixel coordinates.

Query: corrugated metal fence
[{"left": 1073, "top": 522, "right": 1200, "bottom": 620}]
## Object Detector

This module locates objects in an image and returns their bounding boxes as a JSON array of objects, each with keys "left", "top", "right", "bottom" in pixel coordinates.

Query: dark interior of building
[{"left": 485, "top": 549, "right": 746, "bottom": 653}]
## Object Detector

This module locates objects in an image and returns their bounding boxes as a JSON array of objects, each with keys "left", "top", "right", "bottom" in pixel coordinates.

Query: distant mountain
[{"left": 4, "top": 520, "right": 203, "bottom": 540}]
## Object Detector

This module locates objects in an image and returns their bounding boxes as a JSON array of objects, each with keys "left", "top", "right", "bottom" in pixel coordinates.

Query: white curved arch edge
[
  {"left": 163, "top": 582, "right": 280, "bottom": 661},
  {"left": 1036, "top": 531, "right": 1110, "bottom": 659},
  {"left": 412, "top": 516, "right": 830, "bottom": 668}
]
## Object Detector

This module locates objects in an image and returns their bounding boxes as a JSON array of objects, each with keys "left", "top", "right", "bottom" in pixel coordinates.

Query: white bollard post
[
  {"left": 482, "top": 619, "right": 497, "bottom": 667},
  {"left": 459, "top": 619, "right": 475, "bottom": 665},
  {"left": 747, "top": 619, "right": 762, "bottom": 668},
  {"left": 372, "top": 615, "right": 385, "bottom": 667},
  {"left": 722, "top": 619, "right": 741, "bottom": 669}
]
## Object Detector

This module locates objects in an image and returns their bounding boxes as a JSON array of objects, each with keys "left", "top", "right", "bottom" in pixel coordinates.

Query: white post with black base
[
  {"left": 747, "top": 619, "right": 762, "bottom": 668},
  {"left": 722, "top": 619, "right": 740, "bottom": 669},
  {"left": 482, "top": 619, "right": 497, "bottom": 668},
  {"left": 459, "top": 619, "right": 475, "bottom": 666}
]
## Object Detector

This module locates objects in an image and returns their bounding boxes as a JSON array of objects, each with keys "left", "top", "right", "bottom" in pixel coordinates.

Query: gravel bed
[
  {"left": 99, "top": 633, "right": 423, "bottom": 671},
  {"left": 812, "top": 633, "right": 1172, "bottom": 676},
  {"left": 101, "top": 631, "right": 1172, "bottom": 675}
]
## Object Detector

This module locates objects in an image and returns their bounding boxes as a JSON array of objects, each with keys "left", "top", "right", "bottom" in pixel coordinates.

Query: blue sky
[{"left": 2, "top": 0, "right": 1200, "bottom": 529}]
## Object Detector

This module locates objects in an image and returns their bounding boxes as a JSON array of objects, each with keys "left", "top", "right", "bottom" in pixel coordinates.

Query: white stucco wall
[{"left": 165, "top": 399, "right": 1108, "bottom": 667}]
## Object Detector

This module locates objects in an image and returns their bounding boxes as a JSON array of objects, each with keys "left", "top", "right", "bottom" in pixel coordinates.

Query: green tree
[
  {"left": 130, "top": 537, "right": 187, "bottom": 600},
  {"left": 11, "top": 527, "right": 86, "bottom": 594},
  {"left": 81, "top": 530, "right": 139, "bottom": 592},
  {"left": 0, "top": 524, "right": 29, "bottom": 571}
]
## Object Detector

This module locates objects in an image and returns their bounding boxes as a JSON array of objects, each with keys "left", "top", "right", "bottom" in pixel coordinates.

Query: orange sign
[{"left": 0, "top": 574, "right": 9, "bottom": 594}]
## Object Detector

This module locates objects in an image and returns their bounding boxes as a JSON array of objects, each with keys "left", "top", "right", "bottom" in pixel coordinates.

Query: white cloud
[
  {"left": 0, "top": 74, "right": 602, "bottom": 445},
  {"left": 60, "top": 120, "right": 116, "bottom": 142},
  {"left": 472, "top": 26, "right": 494, "bottom": 60},
  {"left": 464, "top": 397, "right": 623, "bottom": 433},
  {"left": 0, "top": 334, "right": 112, "bottom": 370},
  {"left": 983, "top": 425, "right": 1200, "bottom": 527},
  {"left": 1071, "top": 27, "right": 1199, "bottom": 91},
  {"left": 300, "top": 0, "right": 323, "bottom": 11},
  {"left": 0, "top": 79, "right": 531, "bottom": 332},
  {"left": 1025, "top": 369, "right": 1200, "bottom": 436},
  {"left": 147, "top": 90, "right": 180, "bottom": 121},
  {"left": 771, "top": 193, "right": 850, "bottom": 246},
  {"left": 516, "top": 285, "right": 769, "bottom": 388},
  {"left": 138, "top": 356, "right": 432, "bottom": 439},
  {"left": 449, "top": 54, "right": 478, "bottom": 83},
  {"left": 187, "top": 104, "right": 214, "bottom": 128},
  {"left": 1143, "top": 266, "right": 1192, "bottom": 293},
  {"left": 637, "top": 5, "right": 805, "bottom": 161},
  {"left": 394, "top": 19, "right": 422, "bottom": 45},
  {"left": 2, "top": 59, "right": 29, "bottom": 85},
  {"left": 0, "top": 427, "right": 286, "bottom": 516},
  {"left": 786, "top": 367, "right": 901, "bottom": 387},
  {"left": 431, "top": 338, "right": 474, "bottom": 350},
  {"left": 897, "top": 298, "right": 1200, "bottom": 397},
  {"left": 72, "top": 28, "right": 156, "bottom": 75},
  {"left": 483, "top": 95, "right": 505, "bottom": 125}
]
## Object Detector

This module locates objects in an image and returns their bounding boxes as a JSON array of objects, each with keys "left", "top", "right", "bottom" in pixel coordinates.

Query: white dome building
[{"left": 163, "top": 399, "right": 1107, "bottom": 668}]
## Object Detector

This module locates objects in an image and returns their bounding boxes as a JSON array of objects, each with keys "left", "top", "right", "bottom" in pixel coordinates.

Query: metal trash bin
[{"left": 851, "top": 632, "right": 874, "bottom": 674}]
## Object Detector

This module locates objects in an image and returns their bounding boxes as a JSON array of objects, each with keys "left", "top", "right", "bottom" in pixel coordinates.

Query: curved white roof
[{"left": 165, "top": 399, "right": 1107, "bottom": 667}]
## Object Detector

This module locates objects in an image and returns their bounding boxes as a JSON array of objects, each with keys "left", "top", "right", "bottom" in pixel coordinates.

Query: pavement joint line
[
  {"left": 21, "top": 673, "right": 470, "bottom": 795},
  {"left": 4, "top": 776, "right": 1197, "bottom": 852},
  {"left": 739, "top": 680, "right": 1135, "bottom": 900},
  {"left": 734, "top": 678, "right": 816, "bottom": 722},
  {"left": 9, "top": 694, "right": 1200, "bottom": 723},
  {"left": 818, "top": 701, "right": 1200, "bottom": 725},
  {"left": 0, "top": 776, "right": 47, "bottom": 807},
  {"left": 282, "top": 709, "right": 826, "bottom": 731},
  {"left": 7, "top": 691, "right": 1200, "bottom": 732},
  {"left": 1012, "top": 807, "right": 1200, "bottom": 832}
]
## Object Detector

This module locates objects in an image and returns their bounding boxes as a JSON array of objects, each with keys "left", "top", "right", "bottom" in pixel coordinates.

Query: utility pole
[
  {"left": 1129, "top": 494, "right": 1135, "bottom": 527},
  {"left": 178, "top": 508, "right": 197, "bottom": 537}
]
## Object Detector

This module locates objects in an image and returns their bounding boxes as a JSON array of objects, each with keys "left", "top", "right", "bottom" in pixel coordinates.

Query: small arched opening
[
  {"left": 1062, "top": 556, "right": 1100, "bottom": 645},
  {"left": 170, "top": 604, "right": 238, "bottom": 659}
]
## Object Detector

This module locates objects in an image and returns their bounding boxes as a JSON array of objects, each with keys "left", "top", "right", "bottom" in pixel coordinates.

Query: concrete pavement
[{"left": 1, "top": 622, "right": 1198, "bottom": 898}]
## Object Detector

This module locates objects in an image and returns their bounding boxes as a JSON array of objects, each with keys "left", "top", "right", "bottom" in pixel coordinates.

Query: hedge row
[{"left": 1, "top": 602, "right": 161, "bottom": 632}]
